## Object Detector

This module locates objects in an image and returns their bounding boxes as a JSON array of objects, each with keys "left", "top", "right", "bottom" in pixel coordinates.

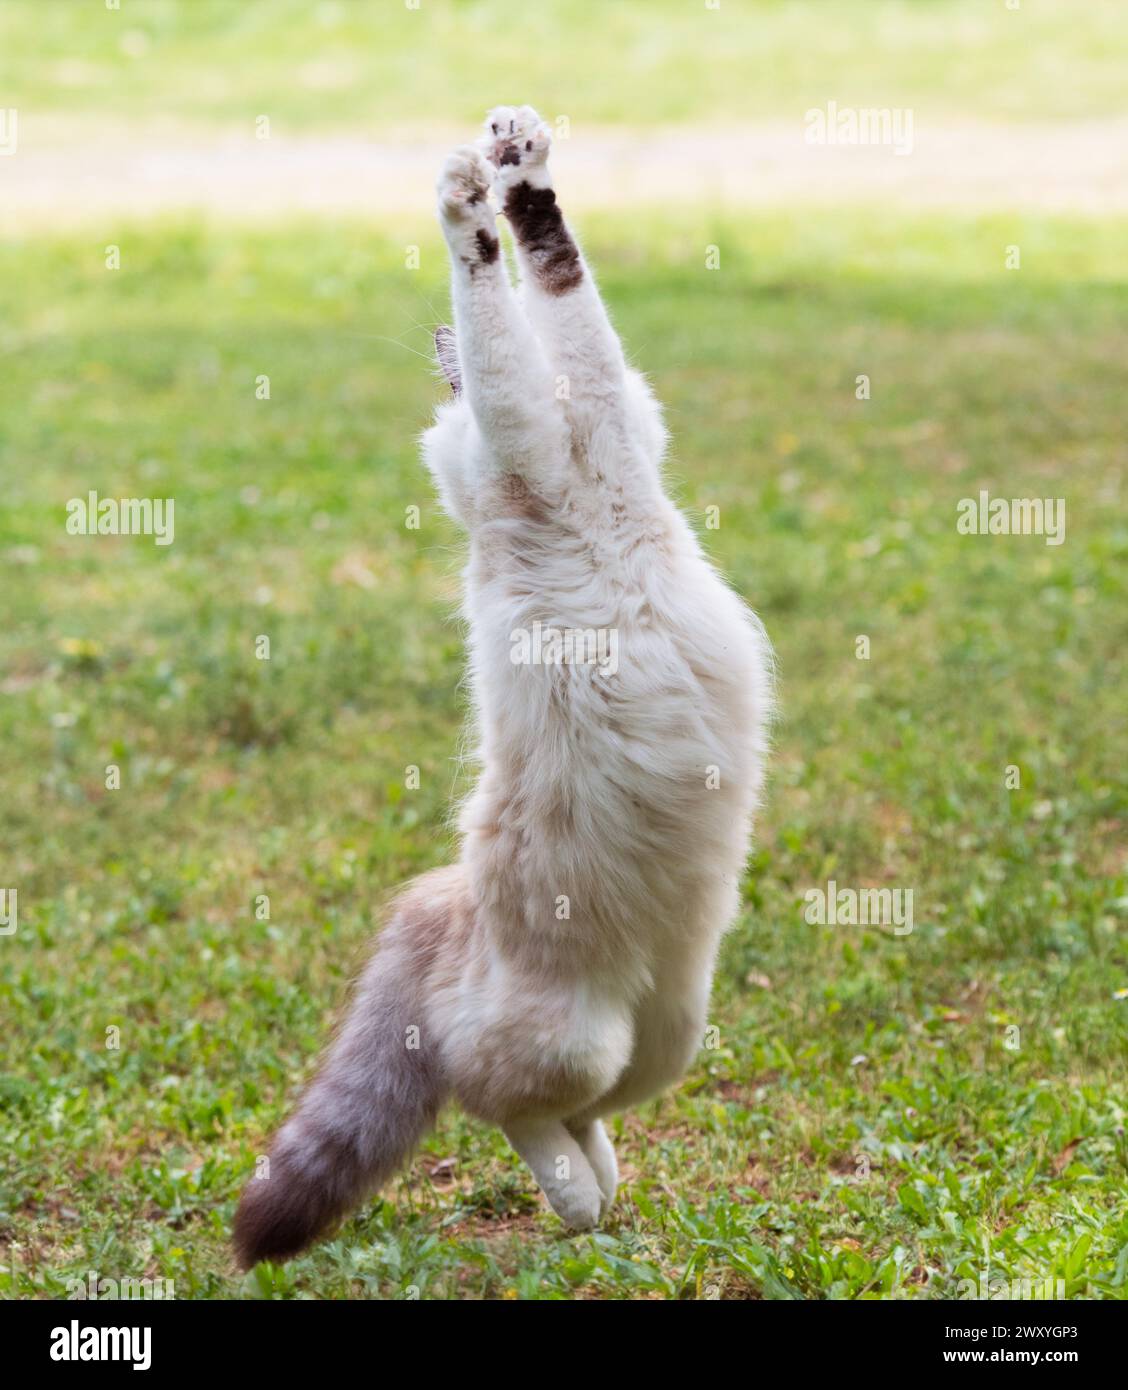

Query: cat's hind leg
[
  {"left": 503, "top": 1116, "right": 603, "bottom": 1231},
  {"left": 479, "top": 107, "right": 627, "bottom": 401},
  {"left": 565, "top": 1118, "right": 618, "bottom": 1219},
  {"left": 436, "top": 146, "right": 567, "bottom": 490}
]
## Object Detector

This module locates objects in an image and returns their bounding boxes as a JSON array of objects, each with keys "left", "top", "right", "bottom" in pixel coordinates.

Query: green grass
[
  {"left": 0, "top": 207, "right": 1125, "bottom": 1299},
  {"left": 3, "top": 0, "right": 1127, "bottom": 130}
]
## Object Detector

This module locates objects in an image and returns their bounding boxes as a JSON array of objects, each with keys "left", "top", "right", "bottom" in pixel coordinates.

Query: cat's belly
[
  {"left": 460, "top": 758, "right": 750, "bottom": 991},
  {"left": 461, "top": 544, "right": 770, "bottom": 982}
]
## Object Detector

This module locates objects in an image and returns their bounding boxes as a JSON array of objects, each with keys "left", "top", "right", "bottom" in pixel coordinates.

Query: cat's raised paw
[
  {"left": 479, "top": 105, "right": 552, "bottom": 181},
  {"left": 437, "top": 146, "right": 492, "bottom": 219}
]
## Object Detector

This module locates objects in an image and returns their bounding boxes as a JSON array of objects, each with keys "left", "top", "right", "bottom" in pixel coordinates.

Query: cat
[{"left": 233, "top": 105, "right": 772, "bottom": 1267}]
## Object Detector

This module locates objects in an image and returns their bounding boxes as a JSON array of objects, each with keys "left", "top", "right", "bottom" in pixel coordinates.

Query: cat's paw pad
[
  {"left": 479, "top": 105, "right": 552, "bottom": 177},
  {"left": 437, "top": 146, "right": 492, "bottom": 219}
]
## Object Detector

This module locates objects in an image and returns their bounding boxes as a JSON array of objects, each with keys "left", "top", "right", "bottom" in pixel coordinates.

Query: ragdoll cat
[{"left": 234, "top": 106, "right": 772, "bottom": 1267}]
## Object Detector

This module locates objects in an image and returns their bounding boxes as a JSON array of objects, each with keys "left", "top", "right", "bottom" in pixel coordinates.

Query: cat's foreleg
[
  {"left": 503, "top": 1115, "right": 603, "bottom": 1231},
  {"left": 436, "top": 147, "right": 565, "bottom": 484},
  {"left": 480, "top": 107, "right": 626, "bottom": 398}
]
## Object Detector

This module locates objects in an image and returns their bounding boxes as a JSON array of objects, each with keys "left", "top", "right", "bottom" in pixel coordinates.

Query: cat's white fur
[{"left": 234, "top": 107, "right": 771, "bottom": 1264}]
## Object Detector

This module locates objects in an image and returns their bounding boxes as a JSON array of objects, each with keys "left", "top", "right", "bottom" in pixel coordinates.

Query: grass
[
  {"left": 0, "top": 205, "right": 1125, "bottom": 1299},
  {"left": 3, "top": 0, "right": 1128, "bottom": 131}
]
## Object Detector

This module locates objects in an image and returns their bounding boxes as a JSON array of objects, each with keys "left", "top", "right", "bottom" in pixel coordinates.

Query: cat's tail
[{"left": 233, "top": 868, "right": 466, "bottom": 1268}]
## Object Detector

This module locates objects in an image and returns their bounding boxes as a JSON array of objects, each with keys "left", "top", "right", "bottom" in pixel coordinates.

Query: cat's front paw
[
  {"left": 478, "top": 105, "right": 552, "bottom": 189},
  {"left": 436, "top": 146, "right": 492, "bottom": 220}
]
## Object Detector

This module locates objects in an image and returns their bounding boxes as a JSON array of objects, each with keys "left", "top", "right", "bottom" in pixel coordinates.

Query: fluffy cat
[{"left": 234, "top": 105, "right": 772, "bottom": 1267}]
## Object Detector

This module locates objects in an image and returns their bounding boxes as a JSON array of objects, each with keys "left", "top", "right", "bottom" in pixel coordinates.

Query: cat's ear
[{"left": 434, "top": 324, "right": 462, "bottom": 396}]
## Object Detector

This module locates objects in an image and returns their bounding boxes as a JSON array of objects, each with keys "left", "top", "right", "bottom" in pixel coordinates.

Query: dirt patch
[{"left": 3, "top": 118, "right": 1127, "bottom": 230}]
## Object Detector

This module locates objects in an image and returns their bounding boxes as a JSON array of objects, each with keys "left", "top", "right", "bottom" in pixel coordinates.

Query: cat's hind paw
[
  {"left": 436, "top": 146, "right": 492, "bottom": 220},
  {"left": 545, "top": 1177, "right": 602, "bottom": 1233},
  {"left": 479, "top": 105, "right": 552, "bottom": 187}
]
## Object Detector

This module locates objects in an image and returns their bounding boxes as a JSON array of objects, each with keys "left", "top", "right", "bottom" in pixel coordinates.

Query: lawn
[
  {"left": 1, "top": 203, "right": 1125, "bottom": 1298},
  {"left": 2, "top": 0, "right": 1127, "bottom": 130}
]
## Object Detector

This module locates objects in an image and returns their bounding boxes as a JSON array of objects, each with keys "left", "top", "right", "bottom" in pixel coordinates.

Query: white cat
[{"left": 235, "top": 106, "right": 772, "bottom": 1266}]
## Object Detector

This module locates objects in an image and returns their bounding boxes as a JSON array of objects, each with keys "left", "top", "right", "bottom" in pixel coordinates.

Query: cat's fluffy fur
[{"left": 234, "top": 107, "right": 772, "bottom": 1266}]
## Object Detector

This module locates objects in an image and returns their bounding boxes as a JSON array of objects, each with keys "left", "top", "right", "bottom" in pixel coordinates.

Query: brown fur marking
[
  {"left": 475, "top": 228, "right": 500, "bottom": 264},
  {"left": 503, "top": 182, "right": 583, "bottom": 296},
  {"left": 497, "top": 471, "right": 553, "bottom": 523}
]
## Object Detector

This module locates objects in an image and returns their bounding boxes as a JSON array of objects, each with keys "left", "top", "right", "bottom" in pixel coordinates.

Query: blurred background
[
  {"left": 3, "top": 0, "right": 1128, "bottom": 224},
  {"left": 1, "top": 1, "right": 1125, "bottom": 1301}
]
